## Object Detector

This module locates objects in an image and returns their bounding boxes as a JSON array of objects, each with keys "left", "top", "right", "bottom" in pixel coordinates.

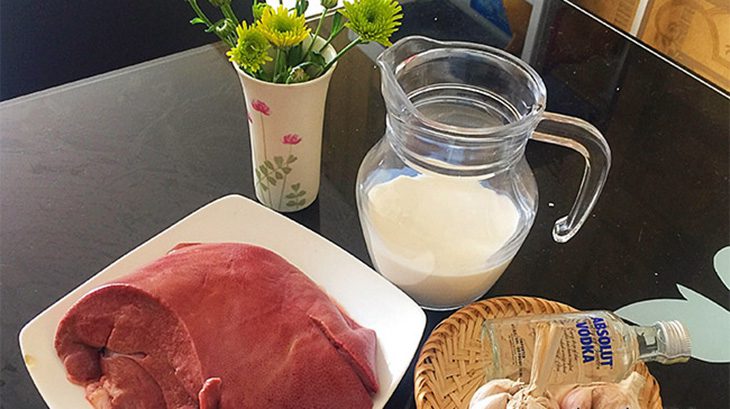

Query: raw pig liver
[{"left": 54, "top": 243, "right": 378, "bottom": 409}]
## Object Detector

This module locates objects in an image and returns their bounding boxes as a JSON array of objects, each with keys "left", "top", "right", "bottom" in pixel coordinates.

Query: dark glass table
[{"left": 2, "top": 0, "right": 728, "bottom": 407}]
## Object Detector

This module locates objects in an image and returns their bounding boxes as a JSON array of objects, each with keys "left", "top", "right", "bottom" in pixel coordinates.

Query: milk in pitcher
[{"left": 361, "top": 173, "right": 519, "bottom": 309}]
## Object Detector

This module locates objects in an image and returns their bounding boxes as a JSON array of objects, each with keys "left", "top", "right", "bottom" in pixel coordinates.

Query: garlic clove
[
  {"left": 470, "top": 392, "right": 511, "bottom": 409},
  {"left": 506, "top": 388, "right": 560, "bottom": 409},
  {"left": 590, "top": 372, "right": 645, "bottom": 409},
  {"left": 558, "top": 372, "right": 645, "bottom": 409},
  {"left": 474, "top": 378, "right": 525, "bottom": 397},
  {"left": 470, "top": 379, "right": 525, "bottom": 409},
  {"left": 559, "top": 387, "right": 592, "bottom": 409}
]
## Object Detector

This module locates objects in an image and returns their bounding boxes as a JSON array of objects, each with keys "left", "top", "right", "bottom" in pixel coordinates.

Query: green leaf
[
  {"left": 330, "top": 12, "right": 344, "bottom": 35},
  {"left": 274, "top": 52, "right": 288, "bottom": 82},
  {"left": 264, "top": 160, "right": 275, "bottom": 170},
  {"left": 287, "top": 45, "right": 304, "bottom": 66},
  {"left": 287, "top": 200, "right": 297, "bottom": 207},
  {"left": 255, "top": 168, "right": 262, "bottom": 178},
  {"left": 295, "top": 190, "right": 306, "bottom": 197},
  {"left": 274, "top": 156, "right": 284, "bottom": 167},
  {"left": 296, "top": 199, "right": 305, "bottom": 206},
  {"left": 267, "top": 176, "right": 277, "bottom": 185},
  {"left": 286, "top": 155, "right": 297, "bottom": 164},
  {"left": 275, "top": 171, "right": 283, "bottom": 179},
  {"left": 260, "top": 184, "right": 269, "bottom": 192},
  {"left": 282, "top": 167, "right": 291, "bottom": 175},
  {"left": 291, "top": 183, "right": 301, "bottom": 191},
  {"left": 285, "top": 192, "right": 298, "bottom": 199},
  {"left": 305, "top": 52, "right": 326, "bottom": 77},
  {"left": 258, "top": 69, "right": 273, "bottom": 82},
  {"left": 259, "top": 165, "right": 270, "bottom": 175},
  {"left": 190, "top": 17, "right": 206, "bottom": 25},
  {"left": 307, "top": 51, "right": 326, "bottom": 68}
]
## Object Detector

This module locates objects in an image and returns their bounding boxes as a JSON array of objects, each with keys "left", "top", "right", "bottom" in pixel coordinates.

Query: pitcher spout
[{"left": 376, "top": 36, "right": 450, "bottom": 117}]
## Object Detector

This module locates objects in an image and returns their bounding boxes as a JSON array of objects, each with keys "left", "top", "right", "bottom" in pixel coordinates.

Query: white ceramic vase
[{"left": 233, "top": 37, "right": 336, "bottom": 212}]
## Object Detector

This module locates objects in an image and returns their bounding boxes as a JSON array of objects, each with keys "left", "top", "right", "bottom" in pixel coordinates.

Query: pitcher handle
[{"left": 532, "top": 112, "right": 611, "bottom": 243}]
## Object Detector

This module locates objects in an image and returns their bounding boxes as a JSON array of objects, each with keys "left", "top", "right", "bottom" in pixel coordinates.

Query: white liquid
[{"left": 363, "top": 174, "right": 520, "bottom": 309}]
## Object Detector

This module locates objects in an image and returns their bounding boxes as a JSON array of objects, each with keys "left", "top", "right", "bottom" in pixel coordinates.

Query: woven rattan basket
[{"left": 414, "top": 296, "right": 662, "bottom": 409}]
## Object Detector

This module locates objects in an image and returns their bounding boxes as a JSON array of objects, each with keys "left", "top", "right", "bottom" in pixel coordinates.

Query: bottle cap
[{"left": 654, "top": 320, "right": 691, "bottom": 364}]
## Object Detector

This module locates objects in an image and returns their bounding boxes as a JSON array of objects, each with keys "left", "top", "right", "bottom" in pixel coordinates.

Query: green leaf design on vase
[
  {"left": 256, "top": 157, "right": 287, "bottom": 194},
  {"left": 285, "top": 182, "right": 307, "bottom": 208},
  {"left": 255, "top": 154, "right": 306, "bottom": 210},
  {"left": 254, "top": 131, "right": 308, "bottom": 211},
  {"left": 277, "top": 134, "right": 305, "bottom": 210}
]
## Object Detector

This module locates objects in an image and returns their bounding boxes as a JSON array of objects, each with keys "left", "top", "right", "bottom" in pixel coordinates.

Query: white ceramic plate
[{"left": 19, "top": 194, "right": 426, "bottom": 409}]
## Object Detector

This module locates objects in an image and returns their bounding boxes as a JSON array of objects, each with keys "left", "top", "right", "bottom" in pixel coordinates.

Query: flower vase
[{"left": 233, "top": 37, "right": 337, "bottom": 212}]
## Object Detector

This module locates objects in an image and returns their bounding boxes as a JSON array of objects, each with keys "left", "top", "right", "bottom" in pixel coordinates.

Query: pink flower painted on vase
[
  {"left": 282, "top": 134, "right": 302, "bottom": 145},
  {"left": 251, "top": 100, "right": 270, "bottom": 116}
]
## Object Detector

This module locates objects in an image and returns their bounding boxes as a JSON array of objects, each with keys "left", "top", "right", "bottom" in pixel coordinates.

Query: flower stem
[
  {"left": 303, "top": 11, "right": 326, "bottom": 60},
  {"left": 220, "top": 4, "right": 239, "bottom": 26},
  {"left": 186, "top": 0, "right": 235, "bottom": 48},
  {"left": 318, "top": 25, "right": 346, "bottom": 54},
  {"left": 273, "top": 48, "right": 282, "bottom": 83},
  {"left": 278, "top": 146, "right": 292, "bottom": 208},
  {"left": 322, "top": 37, "right": 361, "bottom": 73},
  {"left": 260, "top": 115, "right": 273, "bottom": 205}
]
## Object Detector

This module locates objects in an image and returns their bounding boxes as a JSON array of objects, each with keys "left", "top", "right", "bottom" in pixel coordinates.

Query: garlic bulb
[
  {"left": 470, "top": 374, "right": 645, "bottom": 409},
  {"left": 469, "top": 379, "right": 561, "bottom": 409},
  {"left": 470, "top": 323, "right": 564, "bottom": 409},
  {"left": 470, "top": 392, "right": 510, "bottom": 409},
  {"left": 507, "top": 388, "right": 560, "bottom": 409},
  {"left": 469, "top": 379, "right": 523, "bottom": 409},
  {"left": 559, "top": 372, "right": 645, "bottom": 409}
]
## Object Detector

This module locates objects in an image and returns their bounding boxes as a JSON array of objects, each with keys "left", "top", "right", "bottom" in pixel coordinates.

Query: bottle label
[{"left": 577, "top": 317, "right": 614, "bottom": 367}]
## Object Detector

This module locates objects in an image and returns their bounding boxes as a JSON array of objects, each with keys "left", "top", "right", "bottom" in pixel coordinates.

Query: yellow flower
[
  {"left": 340, "top": 0, "right": 402, "bottom": 47},
  {"left": 227, "top": 22, "right": 273, "bottom": 73},
  {"left": 258, "top": 5, "right": 310, "bottom": 48}
]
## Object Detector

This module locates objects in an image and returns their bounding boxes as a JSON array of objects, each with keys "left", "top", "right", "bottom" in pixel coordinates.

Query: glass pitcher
[{"left": 356, "top": 36, "right": 611, "bottom": 310}]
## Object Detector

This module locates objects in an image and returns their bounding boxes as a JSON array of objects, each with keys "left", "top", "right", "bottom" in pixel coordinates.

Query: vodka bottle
[{"left": 482, "top": 311, "right": 691, "bottom": 384}]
